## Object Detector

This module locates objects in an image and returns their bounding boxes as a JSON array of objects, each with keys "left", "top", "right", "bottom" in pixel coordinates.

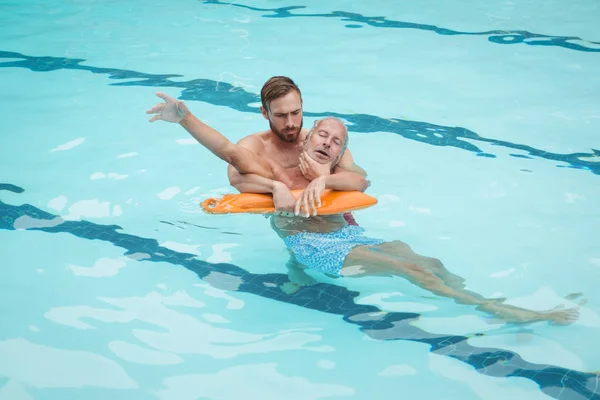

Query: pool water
[{"left": 1, "top": 1, "right": 599, "bottom": 399}]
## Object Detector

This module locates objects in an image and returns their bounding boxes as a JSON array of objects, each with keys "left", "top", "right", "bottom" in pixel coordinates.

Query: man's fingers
[
  {"left": 155, "top": 92, "right": 175, "bottom": 103},
  {"left": 309, "top": 190, "right": 317, "bottom": 216},
  {"left": 148, "top": 115, "right": 162, "bottom": 123},
  {"left": 304, "top": 190, "right": 312, "bottom": 217},
  {"left": 302, "top": 193, "right": 310, "bottom": 218},
  {"left": 146, "top": 103, "right": 165, "bottom": 114},
  {"left": 294, "top": 196, "right": 302, "bottom": 216},
  {"left": 304, "top": 188, "right": 312, "bottom": 216}
]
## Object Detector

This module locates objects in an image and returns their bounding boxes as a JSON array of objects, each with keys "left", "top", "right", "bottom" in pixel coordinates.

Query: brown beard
[{"left": 270, "top": 119, "right": 303, "bottom": 143}]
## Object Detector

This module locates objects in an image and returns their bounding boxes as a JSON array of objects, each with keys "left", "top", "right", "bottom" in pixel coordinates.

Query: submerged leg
[
  {"left": 280, "top": 253, "right": 317, "bottom": 295},
  {"left": 372, "top": 241, "right": 466, "bottom": 289},
  {"left": 341, "top": 245, "right": 579, "bottom": 325}
]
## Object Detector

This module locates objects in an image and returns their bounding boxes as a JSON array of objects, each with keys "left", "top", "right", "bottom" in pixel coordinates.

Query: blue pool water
[{"left": 1, "top": 1, "right": 599, "bottom": 399}]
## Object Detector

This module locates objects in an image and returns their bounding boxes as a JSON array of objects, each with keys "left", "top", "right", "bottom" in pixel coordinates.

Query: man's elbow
[
  {"left": 356, "top": 177, "right": 369, "bottom": 192},
  {"left": 227, "top": 166, "right": 243, "bottom": 190}
]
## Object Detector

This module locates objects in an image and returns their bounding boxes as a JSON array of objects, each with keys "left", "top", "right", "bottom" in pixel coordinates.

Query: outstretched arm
[{"left": 146, "top": 92, "right": 273, "bottom": 178}]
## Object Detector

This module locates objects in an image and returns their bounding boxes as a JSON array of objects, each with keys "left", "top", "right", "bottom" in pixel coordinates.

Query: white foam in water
[
  {"left": 468, "top": 332, "right": 585, "bottom": 371},
  {"left": 378, "top": 364, "right": 417, "bottom": 377},
  {"left": 356, "top": 292, "right": 438, "bottom": 312},
  {"left": 175, "top": 138, "right": 197, "bottom": 145},
  {"left": 489, "top": 267, "right": 516, "bottom": 278},
  {"left": 388, "top": 220, "right": 406, "bottom": 227},
  {"left": 63, "top": 199, "right": 113, "bottom": 220},
  {"left": 50, "top": 138, "right": 85, "bottom": 152},
  {"left": 47, "top": 195, "right": 68, "bottom": 212},
  {"left": 193, "top": 283, "right": 245, "bottom": 310},
  {"left": 206, "top": 243, "right": 239, "bottom": 263},
  {"left": 157, "top": 187, "right": 181, "bottom": 200},
  {"left": 90, "top": 172, "right": 128, "bottom": 180},
  {"left": 155, "top": 364, "right": 354, "bottom": 400},
  {"left": 108, "top": 340, "right": 183, "bottom": 365},
  {"left": 203, "top": 313, "right": 230, "bottom": 324},
  {"left": 185, "top": 186, "right": 200, "bottom": 195},
  {"left": 68, "top": 257, "right": 128, "bottom": 278},
  {"left": 44, "top": 292, "right": 333, "bottom": 359},
  {"left": 117, "top": 152, "right": 138, "bottom": 158},
  {"left": 565, "top": 192, "right": 584, "bottom": 203},
  {"left": 316, "top": 359, "right": 336, "bottom": 369},
  {"left": 413, "top": 314, "right": 510, "bottom": 336},
  {"left": 112, "top": 205, "right": 123, "bottom": 217},
  {"left": 409, "top": 205, "right": 431, "bottom": 215},
  {"left": 159, "top": 241, "right": 202, "bottom": 257},
  {"left": 0, "top": 338, "right": 137, "bottom": 389},
  {"left": 90, "top": 172, "right": 106, "bottom": 180},
  {"left": 209, "top": 187, "right": 230, "bottom": 193},
  {"left": 376, "top": 194, "right": 400, "bottom": 203},
  {"left": 107, "top": 173, "right": 128, "bottom": 180}
]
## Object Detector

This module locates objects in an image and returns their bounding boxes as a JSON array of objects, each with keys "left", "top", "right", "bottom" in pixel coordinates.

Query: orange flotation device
[{"left": 201, "top": 189, "right": 377, "bottom": 215}]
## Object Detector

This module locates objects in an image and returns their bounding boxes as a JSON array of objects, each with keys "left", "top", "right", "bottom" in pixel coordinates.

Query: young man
[
  {"left": 226, "top": 76, "right": 367, "bottom": 215},
  {"left": 146, "top": 92, "right": 580, "bottom": 325}
]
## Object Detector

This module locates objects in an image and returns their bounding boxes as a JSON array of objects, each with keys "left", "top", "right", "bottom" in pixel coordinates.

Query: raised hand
[{"left": 146, "top": 92, "right": 190, "bottom": 123}]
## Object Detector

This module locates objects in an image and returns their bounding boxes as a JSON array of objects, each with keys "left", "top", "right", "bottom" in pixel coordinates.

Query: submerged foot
[
  {"left": 280, "top": 282, "right": 301, "bottom": 295},
  {"left": 288, "top": 267, "right": 317, "bottom": 287},
  {"left": 544, "top": 307, "right": 580, "bottom": 325},
  {"left": 478, "top": 303, "right": 580, "bottom": 325},
  {"left": 280, "top": 269, "right": 317, "bottom": 295}
]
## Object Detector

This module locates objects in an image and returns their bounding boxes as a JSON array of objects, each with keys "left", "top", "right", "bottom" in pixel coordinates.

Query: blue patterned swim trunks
[{"left": 283, "top": 225, "right": 385, "bottom": 276}]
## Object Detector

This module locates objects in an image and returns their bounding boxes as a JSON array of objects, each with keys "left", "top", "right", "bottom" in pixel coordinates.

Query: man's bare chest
[{"left": 259, "top": 146, "right": 309, "bottom": 189}]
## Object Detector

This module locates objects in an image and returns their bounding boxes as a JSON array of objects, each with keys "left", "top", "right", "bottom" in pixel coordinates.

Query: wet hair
[
  {"left": 260, "top": 76, "right": 302, "bottom": 113},
  {"left": 304, "top": 117, "right": 349, "bottom": 167}
]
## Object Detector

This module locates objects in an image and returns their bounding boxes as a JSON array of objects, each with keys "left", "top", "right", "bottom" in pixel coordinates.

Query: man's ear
[{"left": 260, "top": 106, "right": 269, "bottom": 120}]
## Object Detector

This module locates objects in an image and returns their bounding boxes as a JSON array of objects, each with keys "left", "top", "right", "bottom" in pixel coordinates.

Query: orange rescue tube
[{"left": 200, "top": 189, "right": 377, "bottom": 215}]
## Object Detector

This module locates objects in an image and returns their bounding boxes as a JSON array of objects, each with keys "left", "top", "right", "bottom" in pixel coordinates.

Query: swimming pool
[{"left": 1, "top": 0, "right": 599, "bottom": 398}]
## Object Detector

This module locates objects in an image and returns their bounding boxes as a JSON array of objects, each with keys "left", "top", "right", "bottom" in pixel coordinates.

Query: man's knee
[
  {"left": 384, "top": 240, "right": 412, "bottom": 253},
  {"left": 424, "top": 257, "right": 444, "bottom": 270}
]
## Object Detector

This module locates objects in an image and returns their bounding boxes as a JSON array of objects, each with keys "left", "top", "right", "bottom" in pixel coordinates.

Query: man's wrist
[
  {"left": 178, "top": 110, "right": 194, "bottom": 127},
  {"left": 271, "top": 180, "right": 286, "bottom": 193},
  {"left": 320, "top": 175, "right": 330, "bottom": 188}
]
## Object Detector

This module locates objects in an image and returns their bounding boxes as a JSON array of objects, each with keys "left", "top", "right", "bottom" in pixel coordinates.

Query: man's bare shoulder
[{"left": 236, "top": 131, "right": 270, "bottom": 152}]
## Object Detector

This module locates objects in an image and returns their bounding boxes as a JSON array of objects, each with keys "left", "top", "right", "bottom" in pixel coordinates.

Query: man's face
[
  {"left": 305, "top": 119, "right": 347, "bottom": 165},
  {"left": 262, "top": 91, "right": 303, "bottom": 143}
]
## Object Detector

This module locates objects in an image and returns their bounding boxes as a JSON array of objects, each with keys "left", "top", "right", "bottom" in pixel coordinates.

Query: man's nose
[{"left": 285, "top": 115, "right": 294, "bottom": 127}]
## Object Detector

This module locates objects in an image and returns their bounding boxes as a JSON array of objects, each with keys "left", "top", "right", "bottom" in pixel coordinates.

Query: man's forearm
[
  {"left": 324, "top": 172, "right": 369, "bottom": 192},
  {"left": 340, "top": 164, "right": 368, "bottom": 178},
  {"left": 179, "top": 113, "right": 234, "bottom": 162},
  {"left": 229, "top": 169, "right": 280, "bottom": 194}
]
